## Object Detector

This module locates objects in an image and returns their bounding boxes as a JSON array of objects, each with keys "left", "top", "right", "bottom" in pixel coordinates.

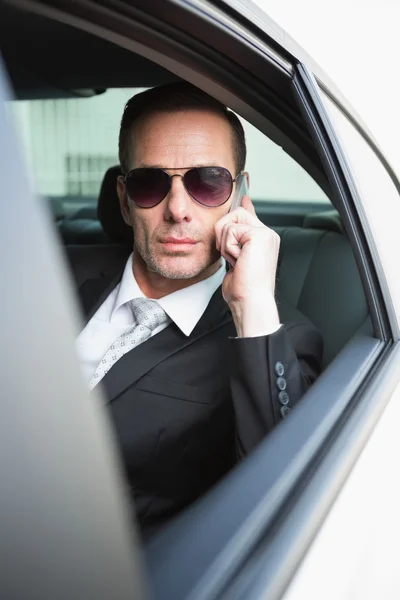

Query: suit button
[
  {"left": 280, "top": 406, "right": 291, "bottom": 418},
  {"left": 275, "top": 361, "right": 285, "bottom": 377},
  {"left": 279, "top": 391, "right": 289, "bottom": 405},
  {"left": 276, "top": 377, "right": 286, "bottom": 391}
]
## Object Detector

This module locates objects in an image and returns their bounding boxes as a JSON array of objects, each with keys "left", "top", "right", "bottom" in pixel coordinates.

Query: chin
[{"left": 153, "top": 254, "right": 211, "bottom": 280}]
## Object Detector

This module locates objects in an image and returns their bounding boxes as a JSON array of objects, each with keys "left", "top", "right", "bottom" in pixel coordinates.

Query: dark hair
[{"left": 118, "top": 81, "right": 246, "bottom": 175}]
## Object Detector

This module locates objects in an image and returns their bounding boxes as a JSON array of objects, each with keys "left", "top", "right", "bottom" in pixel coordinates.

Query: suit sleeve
[{"left": 229, "top": 322, "right": 323, "bottom": 458}]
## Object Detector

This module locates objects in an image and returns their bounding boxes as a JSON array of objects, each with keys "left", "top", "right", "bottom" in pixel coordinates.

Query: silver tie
[{"left": 89, "top": 298, "right": 168, "bottom": 391}]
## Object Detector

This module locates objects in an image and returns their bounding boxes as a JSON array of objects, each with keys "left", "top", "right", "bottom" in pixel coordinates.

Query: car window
[
  {"left": 9, "top": 88, "right": 329, "bottom": 221},
  {"left": 8, "top": 88, "right": 144, "bottom": 218},
  {"left": 242, "top": 117, "right": 328, "bottom": 202}
]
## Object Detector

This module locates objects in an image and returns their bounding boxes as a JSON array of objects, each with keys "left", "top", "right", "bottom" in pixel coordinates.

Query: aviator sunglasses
[{"left": 123, "top": 166, "right": 242, "bottom": 209}]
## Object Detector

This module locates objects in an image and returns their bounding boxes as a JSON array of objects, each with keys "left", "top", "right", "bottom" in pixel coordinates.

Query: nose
[{"left": 163, "top": 174, "right": 193, "bottom": 223}]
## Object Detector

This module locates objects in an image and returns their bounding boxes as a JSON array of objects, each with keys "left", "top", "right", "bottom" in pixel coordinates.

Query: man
[{"left": 75, "top": 82, "right": 322, "bottom": 537}]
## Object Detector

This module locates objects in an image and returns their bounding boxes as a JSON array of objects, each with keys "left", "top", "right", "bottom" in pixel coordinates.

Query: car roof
[{"left": 0, "top": 3, "right": 177, "bottom": 99}]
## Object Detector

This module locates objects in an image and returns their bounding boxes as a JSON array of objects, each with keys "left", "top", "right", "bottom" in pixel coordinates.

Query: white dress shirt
[{"left": 76, "top": 253, "right": 226, "bottom": 382}]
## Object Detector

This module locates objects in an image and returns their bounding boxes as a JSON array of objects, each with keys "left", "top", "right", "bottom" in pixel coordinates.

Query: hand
[{"left": 215, "top": 196, "right": 281, "bottom": 337}]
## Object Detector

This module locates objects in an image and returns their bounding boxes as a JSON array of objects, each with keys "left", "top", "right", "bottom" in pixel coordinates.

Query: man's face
[{"left": 118, "top": 109, "right": 238, "bottom": 280}]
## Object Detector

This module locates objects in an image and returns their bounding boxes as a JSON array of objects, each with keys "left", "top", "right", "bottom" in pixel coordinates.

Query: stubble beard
[{"left": 135, "top": 235, "right": 219, "bottom": 280}]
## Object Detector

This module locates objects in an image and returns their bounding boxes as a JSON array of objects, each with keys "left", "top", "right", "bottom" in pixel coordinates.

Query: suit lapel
[
  {"left": 99, "top": 285, "right": 233, "bottom": 404},
  {"left": 69, "top": 244, "right": 131, "bottom": 323},
  {"left": 79, "top": 269, "right": 124, "bottom": 323}
]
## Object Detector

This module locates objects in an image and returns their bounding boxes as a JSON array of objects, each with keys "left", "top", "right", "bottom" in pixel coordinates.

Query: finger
[
  {"left": 220, "top": 223, "right": 238, "bottom": 267},
  {"left": 222, "top": 223, "right": 244, "bottom": 259},
  {"left": 215, "top": 205, "right": 259, "bottom": 247},
  {"left": 215, "top": 215, "right": 230, "bottom": 251},
  {"left": 225, "top": 225, "right": 244, "bottom": 259},
  {"left": 223, "top": 223, "right": 280, "bottom": 260},
  {"left": 241, "top": 195, "right": 257, "bottom": 215},
  {"left": 221, "top": 223, "right": 255, "bottom": 266},
  {"left": 230, "top": 206, "right": 259, "bottom": 226}
]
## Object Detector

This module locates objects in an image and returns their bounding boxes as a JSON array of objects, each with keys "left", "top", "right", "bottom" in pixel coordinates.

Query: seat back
[
  {"left": 97, "top": 165, "right": 133, "bottom": 245},
  {"left": 276, "top": 220, "right": 370, "bottom": 367},
  {"left": 56, "top": 165, "right": 132, "bottom": 246}
]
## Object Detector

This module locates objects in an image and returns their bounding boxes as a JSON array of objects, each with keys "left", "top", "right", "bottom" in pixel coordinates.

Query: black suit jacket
[{"left": 69, "top": 246, "right": 322, "bottom": 537}]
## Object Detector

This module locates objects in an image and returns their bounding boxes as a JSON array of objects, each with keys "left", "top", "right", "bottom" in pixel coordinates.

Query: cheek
[
  {"left": 206, "top": 207, "right": 229, "bottom": 237},
  {"left": 132, "top": 210, "right": 157, "bottom": 242}
]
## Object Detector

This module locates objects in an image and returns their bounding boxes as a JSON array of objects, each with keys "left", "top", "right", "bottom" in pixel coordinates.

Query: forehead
[{"left": 131, "top": 109, "right": 236, "bottom": 171}]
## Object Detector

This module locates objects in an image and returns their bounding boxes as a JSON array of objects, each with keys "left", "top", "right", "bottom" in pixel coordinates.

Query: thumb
[{"left": 241, "top": 194, "right": 256, "bottom": 215}]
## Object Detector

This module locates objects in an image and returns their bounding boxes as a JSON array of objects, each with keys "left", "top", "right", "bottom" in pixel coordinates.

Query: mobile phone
[
  {"left": 229, "top": 172, "right": 249, "bottom": 212},
  {"left": 225, "top": 173, "right": 248, "bottom": 269}
]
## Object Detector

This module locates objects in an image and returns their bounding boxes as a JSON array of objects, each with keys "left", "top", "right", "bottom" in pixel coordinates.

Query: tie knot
[{"left": 130, "top": 298, "right": 168, "bottom": 332}]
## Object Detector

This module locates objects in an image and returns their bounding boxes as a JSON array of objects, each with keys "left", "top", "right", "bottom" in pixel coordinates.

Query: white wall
[{"left": 11, "top": 89, "right": 140, "bottom": 196}]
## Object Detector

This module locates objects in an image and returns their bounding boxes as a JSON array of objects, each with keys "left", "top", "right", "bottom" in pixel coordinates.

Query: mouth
[{"left": 159, "top": 237, "right": 198, "bottom": 250}]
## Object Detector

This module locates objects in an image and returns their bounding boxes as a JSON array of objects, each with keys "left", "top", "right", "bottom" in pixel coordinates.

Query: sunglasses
[{"left": 123, "top": 166, "right": 241, "bottom": 209}]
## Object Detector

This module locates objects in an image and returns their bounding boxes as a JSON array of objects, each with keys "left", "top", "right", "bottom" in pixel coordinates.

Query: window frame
[{"left": 292, "top": 65, "right": 391, "bottom": 342}]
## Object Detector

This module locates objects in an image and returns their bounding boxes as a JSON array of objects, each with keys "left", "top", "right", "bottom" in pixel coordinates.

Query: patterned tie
[{"left": 89, "top": 298, "right": 168, "bottom": 391}]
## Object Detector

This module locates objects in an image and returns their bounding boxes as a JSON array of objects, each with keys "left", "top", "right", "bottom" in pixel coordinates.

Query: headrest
[
  {"left": 47, "top": 196, "right": 65, "bottom": 221},
  {"left": 97, "top": 165, "right": 133, "bottom": 245},
  {"left": 303, "top": 209, "right": 344, "bottom": 234},
  {"left": 57, "top": 218, "right": 107, "bottom": 245}
]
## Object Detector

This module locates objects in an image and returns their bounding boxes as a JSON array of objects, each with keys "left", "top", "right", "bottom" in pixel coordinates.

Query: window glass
[
  {"left": 9, "top": 87, "right": 329, "bottom": 218},
  {"left": 241, "top": 117, "right": 328, "bottom": 202},
  {"left": 9, "top": 88, "right": 142, "bottom": 216}
]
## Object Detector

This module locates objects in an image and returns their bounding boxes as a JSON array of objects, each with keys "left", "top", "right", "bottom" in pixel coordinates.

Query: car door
[
  {"left": 0, "top": 48, "right": 145, "bottom": 600},
  {"left": 281, "top": 67, "right": 400, "bottom": 600},
  {"left": 1, "top": 1, "right": 400, "bottom": 599}
]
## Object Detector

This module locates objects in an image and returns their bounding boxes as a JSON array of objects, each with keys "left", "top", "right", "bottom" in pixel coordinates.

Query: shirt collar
[
  {"left": 112, "top": 253, "right": 225, "bottom": 336},
  {"left": 112, "top": 253, "right": 144, "bottom": 317},
  {"left": 157, "top": 261, "right": 225, "bottom": 336}
]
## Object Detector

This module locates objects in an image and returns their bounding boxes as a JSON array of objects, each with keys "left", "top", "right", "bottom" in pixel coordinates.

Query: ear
[
  {"left": 244, "top": 171, "right": 250, "bottom": 188},
  {"left": 117, "top": 175, "right": 133, "bottom": 226}
]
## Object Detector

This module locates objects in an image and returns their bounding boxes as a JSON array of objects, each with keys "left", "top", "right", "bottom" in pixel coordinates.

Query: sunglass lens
[
  {"left": 184, "top": 167, "right": 233, "bottom": 207},
  {"left": 125, "top": 168, "right": 170, "bottom": 208}
]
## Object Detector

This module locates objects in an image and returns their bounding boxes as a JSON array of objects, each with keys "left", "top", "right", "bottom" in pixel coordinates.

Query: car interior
[{"left": 1, "top": 4, "right": 371, "bottom": 376}]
